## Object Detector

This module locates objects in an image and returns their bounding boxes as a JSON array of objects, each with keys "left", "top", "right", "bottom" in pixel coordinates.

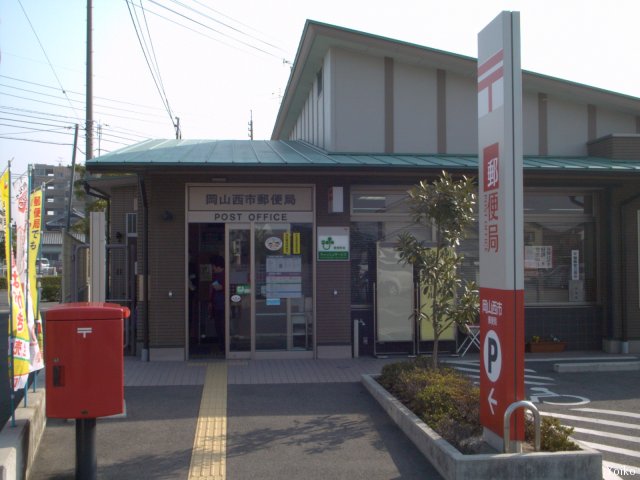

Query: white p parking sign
[{"left": 483, "top": 330, "right": 502, "bottom": 383}]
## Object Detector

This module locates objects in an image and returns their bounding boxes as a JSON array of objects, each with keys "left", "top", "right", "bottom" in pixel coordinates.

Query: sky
[{"left": 1, "top": 0, "right": 639, "bottom": 176}]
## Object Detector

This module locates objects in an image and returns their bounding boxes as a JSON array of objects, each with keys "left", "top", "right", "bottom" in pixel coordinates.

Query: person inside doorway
[{"left": 208, "top": 255, "right": 225, "bottom": 352}]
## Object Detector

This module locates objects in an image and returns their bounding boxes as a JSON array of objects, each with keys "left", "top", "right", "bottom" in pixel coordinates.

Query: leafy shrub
[
  {"left": 378, "top": 358, "right": 580, "bottom": 454},
  {"left": 526, "top": 415, "right": 580, "bottom": 452},
  {"left": 378, "top": 357, "right": 481, "bottom": 452},
  {"left": 40, "top": 276, "right": 61, "bottom": 302},
  {"left": 0, "top": 276, "right": 60, "bottom": 302}
]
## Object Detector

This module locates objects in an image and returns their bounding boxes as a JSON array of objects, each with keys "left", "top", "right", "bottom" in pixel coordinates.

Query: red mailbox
[{"left": 45, "top": 302, "right": 130, "bottom": 419}]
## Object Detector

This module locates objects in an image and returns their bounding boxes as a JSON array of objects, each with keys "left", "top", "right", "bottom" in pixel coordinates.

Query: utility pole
[
  {"left": 67, "top": 125, "right": 79, "bottom": 231},
  {"left": 86, "top": 0, "right": 93, "bottom": 160},
  {"left": 175, "top": 116, "right": 181, "bottom": 139},
  {"left": 248, "top": 110, "right": 253, "bottom": 140}
]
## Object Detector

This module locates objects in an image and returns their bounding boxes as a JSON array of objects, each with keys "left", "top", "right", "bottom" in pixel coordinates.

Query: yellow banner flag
[
  {"left": 0, "top": 169, "right": 10, "bottom": 298},
  {"left": 28, "top": 189, "right": 44, "bottom": 371},
  {"left": 10, "top": 251, "right": 30, "bottom": 389}
]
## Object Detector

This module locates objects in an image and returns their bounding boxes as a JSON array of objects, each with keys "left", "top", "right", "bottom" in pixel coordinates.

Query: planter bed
[
  {"left": 526, "top": 341, "right": 567, "bottom": 353},
  {"left": 361, "top": 374, "right": 601, "bottom": 480}
]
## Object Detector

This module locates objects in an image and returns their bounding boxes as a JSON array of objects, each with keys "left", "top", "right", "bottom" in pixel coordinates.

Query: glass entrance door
[
  {"left": 254, "top": 223, "right": 313, "bottom": 352},
  {"left": 225, "top": 222, "right": 314, "bottom": 358},
  {"left": 228, "top": 225, "right": 251, "bottom": 355}
]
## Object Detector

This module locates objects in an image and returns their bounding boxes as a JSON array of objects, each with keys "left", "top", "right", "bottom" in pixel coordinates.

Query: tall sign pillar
[{"left": 477, "top": 11, "right": 525, "bottom": 451}]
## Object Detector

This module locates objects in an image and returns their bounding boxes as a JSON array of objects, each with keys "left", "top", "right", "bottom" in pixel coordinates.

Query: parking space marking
[
  {"left": 189, "top": 362, "right": 227, "bottom": 480},
  {"left": 541, "top": 412, "right": 640, "bottom": 430},
  {"left": 574, "top": 408, "right": 640, "bottom": 420}
]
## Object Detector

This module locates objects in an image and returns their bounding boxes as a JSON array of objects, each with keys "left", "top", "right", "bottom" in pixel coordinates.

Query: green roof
[{"left": 87, "top": 139, "right": 640, "bottom": 172}]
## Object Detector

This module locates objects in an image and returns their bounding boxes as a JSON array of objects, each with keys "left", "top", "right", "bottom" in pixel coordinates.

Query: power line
[
  {"left": 0, "top": 75, "right": 169, "bottom": 114},
  {"left": 0, "top": 106, "right": 150, "bottom": 140},
  {"left": 146, "top": 0, "right": 284, "bottom": 60},
  {"left": 0, "top": 136, "right": 73, "bottom": 146},
  {"left": 166, "top": 0, "right": 288, "bottom": 55},
  {"left": 16, "top": 0, "right": 82, "bottom": 122},
  {"left": 125, "top": 0, "right": 177, "bottom": 133},
  {"left": 1, "top": 91, "right": 170, "bottom": 126},
  {"left": 0, "top": 116, "right": 75, "bottom": 130}
]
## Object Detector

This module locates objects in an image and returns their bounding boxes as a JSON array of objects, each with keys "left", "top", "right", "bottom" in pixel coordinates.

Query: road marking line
[
  {"left": 579, "top": 441, "right": 640, "bottom": 459},
  {"left": 541, "top": 412, "right": 640, "bottom": 430},
  {"left": 572, "top": 427, "right": 640, "bottom": 444},
  {"left": 525, "top": 356, "right": 638, "bottom": 362},
  {"left": 573, "top": 408, "right": 640, "bottom": 420},
  {"left": 189, "top": 362, "right": 227, "bottom": 480}
]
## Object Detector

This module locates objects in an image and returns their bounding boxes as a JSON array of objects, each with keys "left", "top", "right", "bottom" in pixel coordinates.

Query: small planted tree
[{"left": 397, "top": 171, "right": 479, "bottom": 368}]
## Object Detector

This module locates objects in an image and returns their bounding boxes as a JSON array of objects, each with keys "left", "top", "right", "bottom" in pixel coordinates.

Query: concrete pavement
[{"left": 8, "top": 352, "right": 640, "bottom": 479}]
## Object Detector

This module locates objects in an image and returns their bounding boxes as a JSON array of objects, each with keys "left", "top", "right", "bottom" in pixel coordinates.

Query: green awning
[{"left": 87, "top": 139, "right": 640, "bottom": 172}]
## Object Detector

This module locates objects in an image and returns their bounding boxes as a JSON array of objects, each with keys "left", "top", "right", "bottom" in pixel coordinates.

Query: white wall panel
[
  {"left": 548, "top": 98, "right": 587, "bottom": 155},
  {"left": 393, "top": 63, "right": 438, "bottom": 153},
  {"left": 445, "top": 74, "right": 477, "bottom": 154},
  {"left": 332, "top": 49, "right": 385, "bottom": 152},
  {"left": 522, "top": 92, "right": 539, "bottom": 155},
  {"left": 597, "top": 108, "right": 636, "bottom": 138}
]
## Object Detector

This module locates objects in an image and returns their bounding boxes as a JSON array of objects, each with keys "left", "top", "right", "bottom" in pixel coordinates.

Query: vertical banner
[
  {"left": 28, "top": 189, "right": 44, "bottom": 372},
  {"left": 478, "top": 11, "right": 525, "bottom": 447},
  {"left": 13, "top": 175, "right": 29, "bottom": 287},
  {"left": 0, "top": 169, "right": 10, "bottom": 296},
  {"left": 10, "top": 173, "right": 31, "bottom": 390}
]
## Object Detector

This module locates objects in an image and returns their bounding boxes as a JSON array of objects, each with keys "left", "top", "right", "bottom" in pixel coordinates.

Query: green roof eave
[{"left": 86, "top": 140, "right": 640, "bottom": 173}]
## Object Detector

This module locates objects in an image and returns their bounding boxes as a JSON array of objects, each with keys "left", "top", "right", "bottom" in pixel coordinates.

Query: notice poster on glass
[
  {"left": 524, "top": 246, "right": 552, "bottom": 269},
  {"left": 266, "top": 255, "right": 302, "bottom": 299}
]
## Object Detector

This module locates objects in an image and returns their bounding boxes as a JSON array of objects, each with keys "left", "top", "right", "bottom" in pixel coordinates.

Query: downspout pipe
[
  {"left": 618, "top": 189, "right": 640, "bottom": 353},
  {"left": 138, "top": 174, "right": 150, "bottom": 361}
]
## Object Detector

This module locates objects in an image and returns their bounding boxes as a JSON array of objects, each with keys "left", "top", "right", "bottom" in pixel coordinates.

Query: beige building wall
[
  {"left": 545, "top": 97, "right": 588, "bottom": 155},
  {"left": 287, "top": 43, "right": 640, "bottom": 160},
  {"left": 332, "top": 49, "right": 385, "bottom": 152},
  {"left": 393, "top": 62, "right": 438, "bottom": 153},
  {"left": 596, "top": 107, "right": 637, "bottom": 138}
]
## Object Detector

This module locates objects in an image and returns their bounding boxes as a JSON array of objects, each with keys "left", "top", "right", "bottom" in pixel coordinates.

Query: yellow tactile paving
[{"left": 188, "top": 362, "right": 227, "bottom": 480}]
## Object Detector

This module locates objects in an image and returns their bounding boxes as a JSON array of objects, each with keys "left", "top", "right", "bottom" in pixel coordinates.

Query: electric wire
[
  {"left": 146, "top": 0, "right": 283, "bottom": 60},
  {"left": 16, "top": 0, "right": 82, "bottom": 122},
  {"left": 1, "top": 109, "right": 149, "bottom": 140},
  {"left": 1, "top": 92, "right": 170, "bottom": 126},
  {"left": 126, "top": 1, "right": 265, "bottom": 61},
  {"left": 0, "top": 137, "right": 73, "bottom": 146},
  {"left": 190, "top": 0, "right": 285, "bottom": 47},
  {"left": 125, "top": 0, "right": 176, "bottom": 130},
  {"left": 140, "top": 1, "right": 173, "bottom": 118},
  {"left": 0, "top": 75, "right": 169, "bottom": 114},
  {"left": 166, "top": 0, "right": 287, "bottom": 55},
  {"left": 0, "top": 125, "right": 73, "bottom": 136}
]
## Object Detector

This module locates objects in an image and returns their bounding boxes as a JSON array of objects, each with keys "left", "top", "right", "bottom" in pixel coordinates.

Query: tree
[
  {"left": 71, "top": 164, "right": 107, "bottom": 235},
  {"left": 397, "top": 171, "right": 479, "bottom": 368}
]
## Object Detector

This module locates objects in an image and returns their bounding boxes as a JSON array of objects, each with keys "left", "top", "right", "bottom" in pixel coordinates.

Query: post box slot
[{"left": 53, "top": 365, "right": 64, "bottom": 387}]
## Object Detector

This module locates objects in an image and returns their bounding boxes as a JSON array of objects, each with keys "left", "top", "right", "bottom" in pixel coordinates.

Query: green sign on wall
[{"left": 317, "top": 227, "right": 350, "bottom": 261}]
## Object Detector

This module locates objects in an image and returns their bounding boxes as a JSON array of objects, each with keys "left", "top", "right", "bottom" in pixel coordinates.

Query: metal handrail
[{"left": 503, "top": 400, "right": 540, "bottom": 453}]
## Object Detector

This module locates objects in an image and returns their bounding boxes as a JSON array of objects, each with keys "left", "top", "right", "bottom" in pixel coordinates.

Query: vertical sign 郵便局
[{"left": 477, "top": 11, "right": 525, "bottom": 449}]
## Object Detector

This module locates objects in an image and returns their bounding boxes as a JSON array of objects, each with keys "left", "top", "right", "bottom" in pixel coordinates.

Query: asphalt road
[
  {"left": 525, "top": 360, "right": 640, "bottom": 478},
  {"left": 227, "top": 382, "right": 442, "bottom": 480},
  {"left": 30, "top": 382, "right": 443, "bottom": 479}
]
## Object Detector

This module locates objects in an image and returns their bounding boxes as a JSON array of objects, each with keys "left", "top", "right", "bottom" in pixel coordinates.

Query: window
[
  {"left": 351, "top": 188, "right": 597, "bottom": 306},
  {"left": 351, "top": 187, "right": 433, "bottom": 305},
  {"left": 351, "top": 192, "right": 410, "bottom": 215},
  {"left": 523, "top": 192, "right": 597, "bottom": 304}
]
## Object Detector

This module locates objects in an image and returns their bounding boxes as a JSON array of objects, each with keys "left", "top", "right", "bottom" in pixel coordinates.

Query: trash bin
[{"left": 45, "top": 302, "right": 130, "bottom": 419}]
